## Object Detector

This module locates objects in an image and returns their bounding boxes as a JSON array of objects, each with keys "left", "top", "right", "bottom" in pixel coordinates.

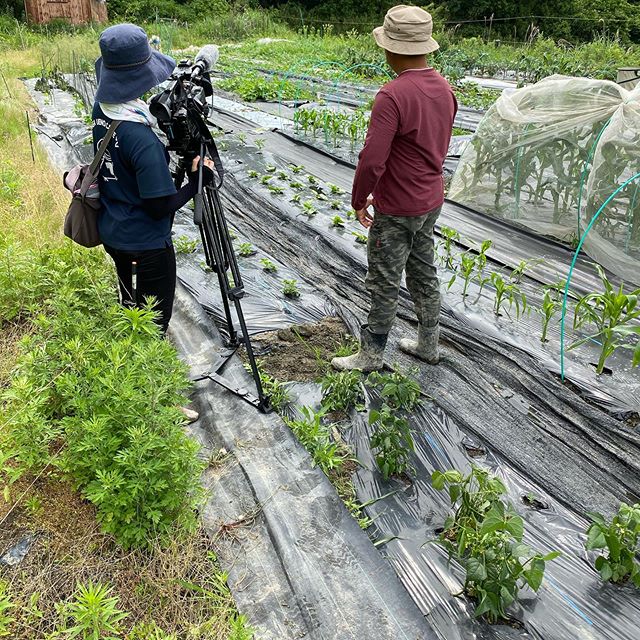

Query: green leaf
[
  {"left": 542, "top": 551, "right": 562, "bottom": 562},
  {"left": 599, "top": 558, "right": 614, "bottom": 582},
  {"left": 466, "top": 556, "right": 487, "bottom": 583},
  {"left": 524, "top": 558, "right": 545, "bottom": 591},
  {"left": 586, "top": 524, "right": 606, "bottom": 550}
]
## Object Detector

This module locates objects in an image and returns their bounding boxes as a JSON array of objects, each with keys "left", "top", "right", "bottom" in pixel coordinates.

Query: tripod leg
[
  {"left": 199, "top": 192, "right": 238, "bottom": 345},
  {"left": 203, "top": 186, "right": 268, "bottom": 411}
]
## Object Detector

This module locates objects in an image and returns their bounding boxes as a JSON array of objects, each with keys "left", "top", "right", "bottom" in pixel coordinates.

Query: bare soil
[{"left": 250, "top": 316, "right": 352, "bottom": 382}]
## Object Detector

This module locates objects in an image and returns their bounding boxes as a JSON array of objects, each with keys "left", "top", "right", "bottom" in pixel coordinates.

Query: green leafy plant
[
  {"left": 174, "top": 235, "right": 198, "bottom": 255},
  {"left": 282, "top": 279, "right": 300, "bottom": 298},
  {"left": 328, "top": 183, "right": 344, "bottom": 195},
  {"left": 238, "top": 242, "right": 256, "bottom": 257},
  {"left": 306, "top": 174, "right": 318, "bottom": 185},
  {"left": 538, "top": 290, "right": 558, "bottom": 343},
  {"left": 320, "top": 370, "right": 364, "bottom": 413},
  {"left": 260, "top": 174, "right": 273, "bottom": 185},
  {"left": 277, "top": 171, "right": 288, "bottom": 181},
  {"left": 54, "top": 581, "right": 128, "bottom": 640},
  {"left": 491, "top": 272, "right": 528, "bottom": 318},
  {"left": 315, "top": 192, "right": 328, "bottom": 201},
  {"left": 586, "top": 503, "right": 640, "bottom": 586},
  {"left": 289, "top": 164, "right": 304, "bottom": 174},
  {"left": 247, "top": 170, "right": 259, "bottom": 179},
  {"left": 250, "top": 361, "right": 290, "bottom": 412},
  {"left": 290, "top": 194, "right": 302, "bottom": 204},
  {"left": 368, "top": 370, "right": 421, "bottom": 411},
  {"left": 331, "top": 215, "right": 345, "bottom": 228},
  {"left": 254, "top": 138, "right": 265, "bottom": 151},
  {"left": 369, "top": 406, "right": 414, "bottom": 480},
  {"left": 259, "top": 258, "right": 278, "bottom": 273},
  {"left": 330, "top": 200, "right": 342, "bottom": 210},
  {"left": 570, "top": 265, "right": 640, "bottom": 374},
  {"left": 333, "top": 336, "right": 359, "bottom": 358},
  {"left": 302, "top": 201, "right": 317, "bottom": 217},
  {"left": 0, "top": 581, "right": 14, "bottom": 638},
  {"left": 289, "top": 181, "right": 304, "bottom": 190},
  {"left": 285, "top": 407, "right": 346, "bottom": 474},
  {"left": 267, "top": 184, "right": 284, "bottom": 196},
  {"left": 432, "top": 468, "right": 560, "bottom": 623},
  {"left": 265, "top": 164, "right": 277, "bottom": 173},
  {"left": 510, "top": 258, "right": 543, "bottom": 284},
  {"left": 352, "top": 231, "right": 368, "bottom": 245},
  {"left": 438, "top": 226, "right": 461, "bottom": 269}
]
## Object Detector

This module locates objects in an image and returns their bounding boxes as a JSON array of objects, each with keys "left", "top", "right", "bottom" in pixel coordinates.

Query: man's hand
[{"left": 355, "top": 196, "right": 374, "bottom": 228}]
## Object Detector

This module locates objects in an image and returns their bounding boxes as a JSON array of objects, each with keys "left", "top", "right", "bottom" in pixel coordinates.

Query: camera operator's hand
[{"left": 189, "top": 155, "right": 215, "bottom": 186}]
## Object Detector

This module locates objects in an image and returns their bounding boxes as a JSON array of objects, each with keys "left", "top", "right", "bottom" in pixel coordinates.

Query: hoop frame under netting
[{"left": 449, "top": 75, "right": 640, "bottom": 282}]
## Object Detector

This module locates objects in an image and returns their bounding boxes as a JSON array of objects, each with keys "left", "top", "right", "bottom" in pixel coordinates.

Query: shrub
[
  {"left": 320, "top": 370, "right": 363, "bottom": 413},
  {"left": 367, "top": 370, "right": 421, "bottom": 411},
  {"left": 369, "top": 406, "right": 414, "bottom": 480},
  {"left": 1, "top": 244, "right": 203, "bottom": 549}
]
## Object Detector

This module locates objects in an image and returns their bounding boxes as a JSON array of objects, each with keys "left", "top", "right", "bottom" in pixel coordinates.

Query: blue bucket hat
[{"left": 95, "top": 24, "right": 175, "bottom": 103}]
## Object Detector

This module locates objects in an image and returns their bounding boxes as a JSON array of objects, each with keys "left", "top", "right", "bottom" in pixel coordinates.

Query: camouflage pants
[{"left": 365, "top": 207, "right": 441, "bottom": 334}]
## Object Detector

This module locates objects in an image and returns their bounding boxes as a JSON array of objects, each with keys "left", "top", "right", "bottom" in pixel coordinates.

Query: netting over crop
[{"left": 449, "top": 76, "right": 640, "bottom": 282}]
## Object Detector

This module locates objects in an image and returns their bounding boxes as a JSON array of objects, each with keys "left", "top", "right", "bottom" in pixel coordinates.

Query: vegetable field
[{"left": 1, "top": 11, "right": 640, "bottom": 640}]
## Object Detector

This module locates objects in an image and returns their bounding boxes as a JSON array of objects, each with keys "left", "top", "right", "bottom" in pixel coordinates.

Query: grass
[
  {"left": 0, "top": 38, "right": 249, "bottom": 638},
  {"left": 0, "top": 475, "right": 250, "bottom": 639}
]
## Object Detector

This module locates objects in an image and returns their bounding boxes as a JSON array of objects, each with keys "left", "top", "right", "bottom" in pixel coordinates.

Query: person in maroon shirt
[{"left": 332, "top": 5, "right": 457, "bottom": 372}]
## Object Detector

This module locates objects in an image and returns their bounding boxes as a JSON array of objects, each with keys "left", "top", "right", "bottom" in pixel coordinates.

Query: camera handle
[{"left": 188, "top": 142, "right": 270, "bottom": 414}]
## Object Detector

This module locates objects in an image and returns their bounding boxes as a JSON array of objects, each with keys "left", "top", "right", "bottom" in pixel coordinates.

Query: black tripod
[{"left": 174, "top": 138, "right": 269, "bottom": 413}]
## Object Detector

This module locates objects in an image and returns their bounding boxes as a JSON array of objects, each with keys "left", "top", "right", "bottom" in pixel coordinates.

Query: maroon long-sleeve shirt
[{"left": 352, "top": 68, "right": 457, "bottom": 216}]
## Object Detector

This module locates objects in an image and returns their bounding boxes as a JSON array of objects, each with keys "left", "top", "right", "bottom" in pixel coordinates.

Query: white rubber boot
[
  {"left": 331, "top": 325, "right": 387, "bottom": 372},
  {"left": 399, "top": 324, "right": 440, "bottom": 365}
]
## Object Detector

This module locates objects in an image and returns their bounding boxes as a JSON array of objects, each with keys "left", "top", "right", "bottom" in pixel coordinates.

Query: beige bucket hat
[{"left": 373, "top": 5, "right": 439, "bottom": 55}]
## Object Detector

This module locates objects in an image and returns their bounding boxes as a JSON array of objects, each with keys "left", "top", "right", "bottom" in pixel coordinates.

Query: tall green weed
[{"left": 0, "top": 242, "right": 203, "bottom": 549}]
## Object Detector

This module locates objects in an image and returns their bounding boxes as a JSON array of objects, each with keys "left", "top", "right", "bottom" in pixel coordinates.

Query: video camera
[{"left": 149, "top": 45, "right": 219, "bottom": 157}]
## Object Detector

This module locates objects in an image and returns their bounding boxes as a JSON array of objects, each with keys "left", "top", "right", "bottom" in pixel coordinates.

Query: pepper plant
[
  {"left": 432, "top": 468, "right": 560, "bottom": 623},
  {"left": 368, "top": 370, "right": 421, "bottom": 411},
  {"left": 570, "top": 265, "right": 640, "bottom": 374},
  {"left": 491, "top": 272, "right": 527, "bottom": 318},
  {"left": 260, "top": 258, "right": 278, "bottom": 273},
  {"left": 369, "top": 406, "right": 414, "bottom": 480},
  {"left": 238, "top": 242, "right": 256, "bottom": 257},
  {"left": 282, "top": 279, "right": 300, "bottom": 298},
  {"left": 586, "top": 503, "right": 640, "bottom": 587}
]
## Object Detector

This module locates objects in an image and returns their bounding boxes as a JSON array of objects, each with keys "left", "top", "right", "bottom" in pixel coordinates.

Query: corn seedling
[
  {"left": 432, "top": 468, "right": 560, "bottom": 624},
  {"left": 332, "top": 215, "right": 345, "bottom": 228},
  {"left": 510, "top": 258, "right": 543, "bottom": 283},
  {"left": 352, "top": 231, "right": 368, "bottom": 244},
  {"left": 285, "top": 407, "right": 345, "bottom": 474},
  {"left": 277, "top": 171, "right": 288, "bottom": 180},
  {"left": 538, "top": 291, "right": 558, "bottom": 343},
  {"left": 330, "top": 200, "right": 342, "bottom": 211},
  {"left": 254, "top": 138, "right": 265, "bottom": 151},
  {"left": 260, "top": 174, "right": 273, "bottom": 185},
  {"left": 328, "top": 183, "right": 344, "bottom": 195},
  {"left": 438, "top": 226, "right": 461, "bottom": 269},
  {"left": 491, "top": 272, "right": 527, "bottom": 318},
  {"left": 238, "top": 243, "right": 256, "bottom": 257},
  {"left": 315, "top": 192, "right": 328, "bottom": 201},
  {"left": 570, "top": 265, "right": 640, "bottom": 374},
  {"left": 248, "top": 170, "right": 259, "bottom": 179},
  {"left": 307, "top": 174, "right": 318, "bottom": 185},
  {"left": 236, "top": 132, "right": 247, "bottom": 144},
  {"left": 368, "top": 370, "right": 421, "bottom": 411},
  {"left": 289, "top": 164, "right": 304, "bottom": 174},
  {"left": 260, "top": 258, "right": 278, "bottom": 273},
  {"left": 282, "top": 279, "right": 300, "bottom": 298},
  {"left": 265, "top": 164, "right": 276, "bottom": 173},
  {"left": 320, "top": 370, "right": 364, "bottom": 413},
  {"left": 174, "top": 235, "right": 198, "bottom": 255},
  {"left": 290, "top": 180, "right": 304, "bottom": 190},
  {"left": 333, "top": 336, "right": 360, "bottom": 358},
  {"left": 369, "top": 406, "right": 414, "bottom": 480},
  {"left": 586, "top": 503, "right": 640, "bottom": 587},
  {"left": 290, "top": 194, "right": 302, "bottom": 204}
]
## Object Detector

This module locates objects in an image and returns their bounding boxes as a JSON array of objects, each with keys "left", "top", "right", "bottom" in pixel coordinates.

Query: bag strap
[{"left": 89, "top": 120, "right": 121, "bottom": 175}]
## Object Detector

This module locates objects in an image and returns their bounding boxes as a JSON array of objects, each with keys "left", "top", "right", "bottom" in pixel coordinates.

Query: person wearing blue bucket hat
[{"left": 92, "top": 24, "right": 214, "bottom": 346}]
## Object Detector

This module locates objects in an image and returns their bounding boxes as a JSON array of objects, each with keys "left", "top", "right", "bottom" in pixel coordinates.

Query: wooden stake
[{"left": 25, "top": 111, "right": 35, "bottom": 163}]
